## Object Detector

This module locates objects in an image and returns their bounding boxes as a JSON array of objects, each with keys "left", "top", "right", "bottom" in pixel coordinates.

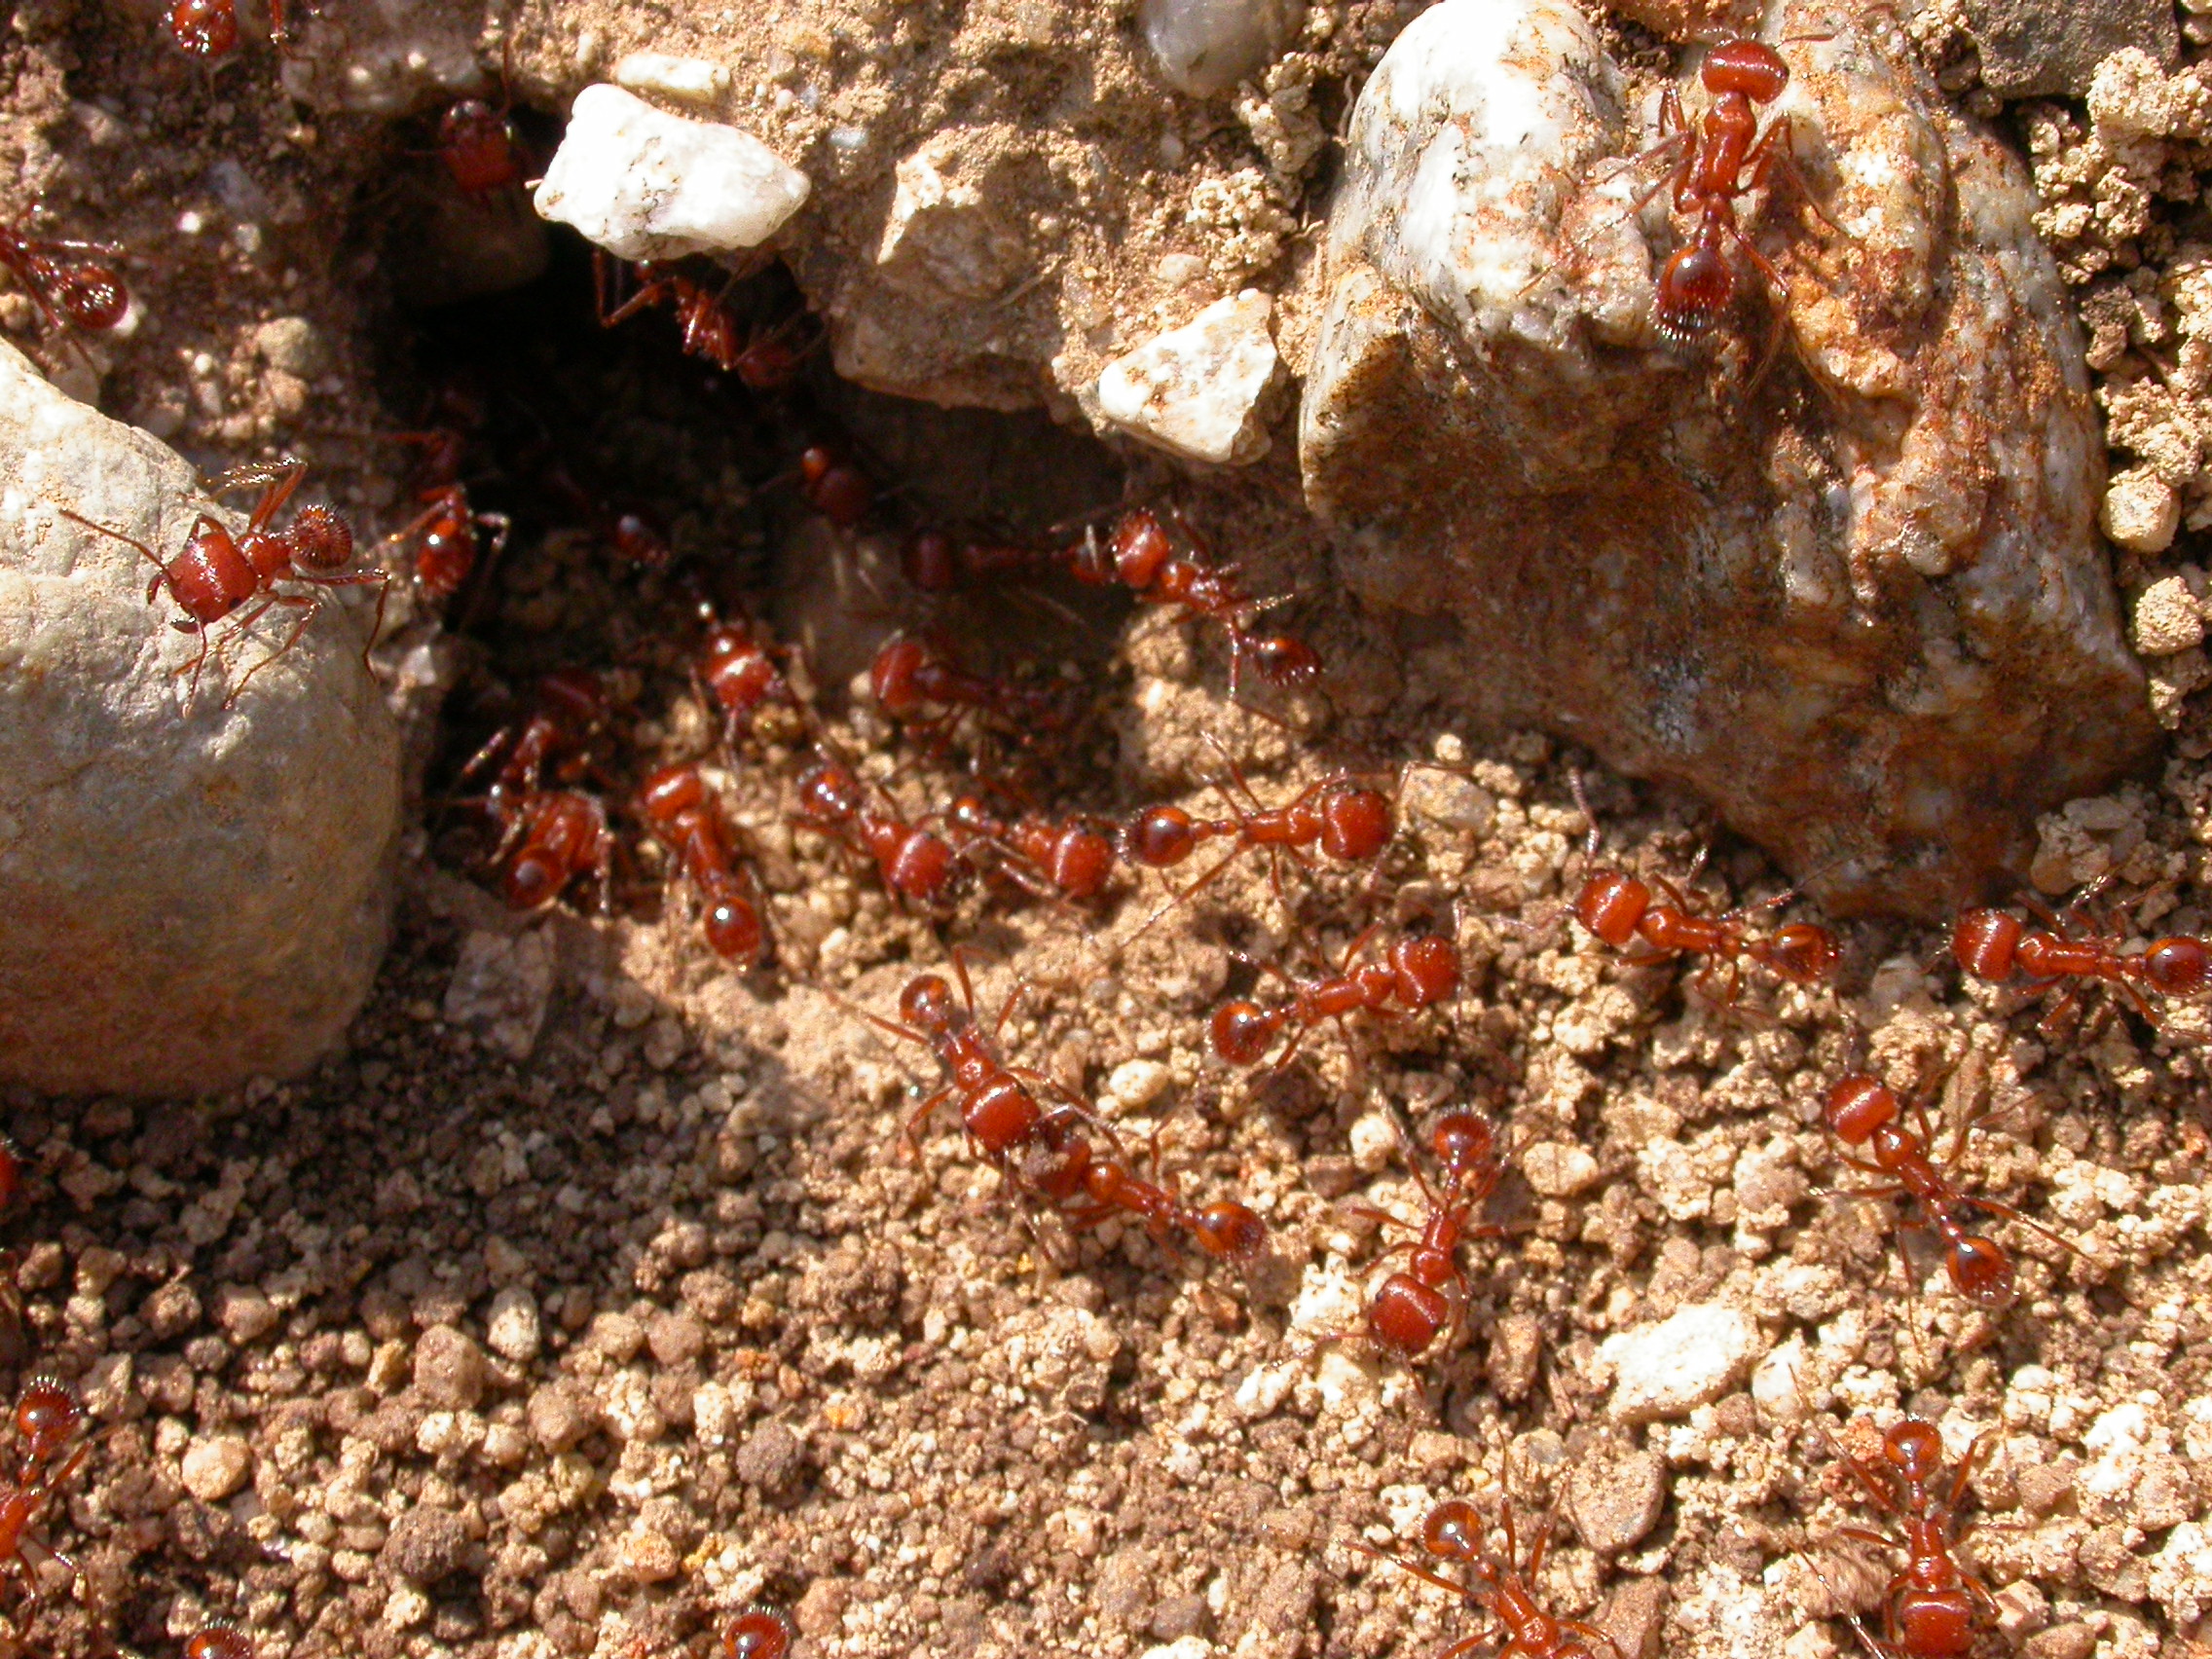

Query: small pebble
[
  {"left": 1567, "top": 1447, "right": 1668, "bottom": 1551},
  {"left": 611, "top": 52, "right": 732, "bottom": 103},
  {"left": 180, "top": 1436, "right": 252, "bottom": 1501},
  {"left": 485, "top": 1287, "right": 542, "bottom": 1362},
  {"left": 2104, "top": 467, "right": 2182, "bottom": 555},
  {"left": 1521, "top": 1140, "right": 1601, "bottom": 1197},
  {"left": 413, "top": 1326, "right": 488, "bottom": 1411},
  {"left": 1599, "top": 1303, "right": 1759, "bottom": 1423},
  {"left": 383, "top": 1507, "right": 470, "bottom": 1582}
]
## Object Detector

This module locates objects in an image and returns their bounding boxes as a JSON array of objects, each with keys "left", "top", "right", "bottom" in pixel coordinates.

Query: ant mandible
[
  {"left": 1567, "top": 773, "right": 1839, "bottom": 1004},
  {"left": 0, "top": 222, "right": 128, "bottom": 340},
  {"left": 723, "top": 1608, "right": 795, "bottom": 1659},
  {"left": 1211, "top": 925, "right": 1459, "bottom": 1069},
  {"left": 61, "top": 461, "right": 387, "bottom": 707},
  {"left": 1626, "top": 33, "right": 1845, "bottom": 378},
  {"left": 1822, "top": 1072, "right": 2074, "bottom": 1310},
  {"left": 639, "top": 764, "right": 770, "bottom": 966},
  {"left": 0, "top": 1376, "right": 86, "bottom": 1605},
  {"left": 1353, "top": 1496, "right": 1623, "bottom": 1659},
  {"left": 1821, "top": 1418, "right": 2001, "bottom": 1659},
  {"left": 1952, "top": 879, "right": 2211, "bottom": 1035}
]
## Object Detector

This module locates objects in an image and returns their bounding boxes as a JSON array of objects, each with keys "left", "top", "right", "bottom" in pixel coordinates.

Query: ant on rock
[
  {"left": 1567, "top": 774, "right": 1838, "bottom": 1005},
  {"left": 0, "top": 1377, "right": 86, "bottom": 1604},
  {"left": 1822, "top": 1071, "right": 2074, "bottom": 1310},
  {"left": 61, "top": 461, "right": 387, "bottom": 707},
  {"left": 1952, "top": 878, "right": 2211, "bottom": 1035},
  {"left": 1353, "top": 1496, "right": 1623, "bottom": 1659},
  {"left": 1211, "top": 925, "right": 1460, "bottom": 1070},
  {"left": 1817, "top": 1418, "right": 2001, "bottom": 1659},
  {"left": 1604, "top": 32, "right": 1847, "bottom": 382}
]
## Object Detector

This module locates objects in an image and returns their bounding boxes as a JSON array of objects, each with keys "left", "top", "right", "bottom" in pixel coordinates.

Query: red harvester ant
[
  {"left": 387, "top": 482, "right": 511, "bottom": 607},
  {"left": 436, "top": 38, "right": 528, "bottom": 200},
  {"left": 461, "top": 668, "right": 610, "bottom": 798},
  {"left": 1822, "top": 1072, "right": 2073, "bottom": 1310},
  {"left": 61, "top": 460, "right": 387, "bottom": 707},
  {"left": 723, "top": 1608, "right": 795, "bottom": 1659},
  {"left": 1952, "top": 879, "right": 2210, "bottom": 1035},
  {"left": 794, "top": 755, "right": 965, "bottom": 909},
  {"left": 696, "top": 617, "right": 802, "bottom": 745},
  {"left": 899, "top": 527, "right": 1047, "bottom": 593},
  {"left": 1212, "top": 925, "right": 1459, "bottom": 1069},
  {"left": 166, "top": 0, "right": 292, "bottom": 56},
  {"left": 458, "top": 670, "right": 615, "bottom": 912},
  {"left": 639, "top": 763, "right": 769, "bottom": 966},
  {"left": 868, "top": 632, "right": 1077, "bottom": 746},
  {"left": 1567, "top": 774, "right": 1838, "bottom": 1005},
  {"left": 1330, "top": 1112, "right": 1505, "bottom": 1364},
  {"left": 0, "top": 221, "right": 128, "bottom": 339},
  {"left": 1051, "top": 1131, "right": 1270, "bottom": 1267},
  {"left": 1063, "top": 507, "right": 1319, "bottom": 702},
  {"left": 797, "top": 444, "right": 874, "bottom": 528},
  {"left": 184, "top": 1630, "right": 254, "bottom": 1659},
  {"left": 946, "top": 794, "right": 1118, "bottom": 903},
  {"left": 1622, "top": 33, "right": 1845, "bottom": 379},
  {"left": 595, "top": 253, "right": 815, "bottom": 388},
  {"left": 1353, "top": 1497, "right": 1623, "bottom": 1659},
  {"left": 0, "top": 1377, "right": 85, "bottom": 1604},
  {"left": 1820, "top": 1418, "right": 2000, "bottom": 1659}
]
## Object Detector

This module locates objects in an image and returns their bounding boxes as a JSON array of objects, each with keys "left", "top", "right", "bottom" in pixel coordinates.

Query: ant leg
[
  {"left": 204, "top": 459, "right": 307, "bottom": 531},
  {"left": 1566, "top": 1622, "right": 1629, "bottom": 1659},
  {"left": 901, "top": 1086, "right": 956, "bottom": 1151},
  {"left": 1745, "top": 118, "right": 1850, "bottom": 240},
  {"left": 1969, "top": 1198, "right": 2081, "bottom": 1262},
  {"left": 1345, "top": 1540, "right": 1473, "bottom": 1601},
  {"left": 224, "top": 594, "right": 318, "bottom": 707}
]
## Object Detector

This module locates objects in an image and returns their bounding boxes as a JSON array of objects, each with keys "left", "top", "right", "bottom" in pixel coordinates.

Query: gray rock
[
  {"left": 0, "top": 341, "right": 399, "bottom": 1094},
  {"left": 1959, "top": 0, "right": 2178, "bottom": 99},
  {"left": 1299, "top": 0, "right": 2153, "bottom": 918}
]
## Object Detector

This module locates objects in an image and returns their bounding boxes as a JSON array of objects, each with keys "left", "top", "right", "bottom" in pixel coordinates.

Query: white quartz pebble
[
  {"left": 611, "top": 52, "right": 732, "bottom": 104},
  {"left": 534, "top": 84, "right": 810, "bottom": 261},
  {"left": 1095, "top": 290, "right": 1284, "bottom": 465}
]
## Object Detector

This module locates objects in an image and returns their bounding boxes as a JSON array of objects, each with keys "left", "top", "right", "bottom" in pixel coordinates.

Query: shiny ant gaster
[
  {"left": 1354, "top": 1496, "right": 1622, "bottom": 1659},
  {"left": 62, "top": 461, "right": 387, "bottom": 707},
  {"left": 0, "top": 221, "right": 128, "bottom": 338},
  {"left": 639, "top": 764, "right": 769, "bottom": 966},
  {"left": 723, "top": 1608, "right": 795, "bottom": 1659},
  {"left": 166, "top": 0, "right": 292, "bottom": 56},
  {"left": 1212, "top": 925, "right": 1459, "bottom": 1069},
  {"left": 1822, "top": 1418, "right": 2000, "bottom": 1659},
  {"left": 1823, "top": 1072, "right": 2073, "bottom": 1310}
]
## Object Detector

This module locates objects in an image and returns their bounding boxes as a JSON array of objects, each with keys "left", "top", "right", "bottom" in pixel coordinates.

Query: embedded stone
[{"left": 1097, "top": 291, "right": 1284, "bottom": 466}]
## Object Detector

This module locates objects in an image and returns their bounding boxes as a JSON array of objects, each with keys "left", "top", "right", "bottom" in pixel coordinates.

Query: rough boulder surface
[
  {"left": 1300, "top": 0, "right": 2154, "bottom": 916},
  {"left": 0, "top": 342, "right": 399, "bottom": 1093}
]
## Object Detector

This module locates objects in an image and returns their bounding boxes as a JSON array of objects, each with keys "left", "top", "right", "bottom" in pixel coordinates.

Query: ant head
[
  {"left": 885, "top": 829, "right": 958, "bottom": 903},
  {"left": 438, "top": 99, "right": 518, "bottom": 194},
  {"left": 1767, "top": 922, "right": 1841, "bottom": 984},
  {"left": 1950, "top": 907, "right": 2021, "bottom": 981},
  {"left": 640, "top": 764, "right": 706, "bottom": 831},
  {"left": 1393, "top": 936, "right": 1461, "bottom": 1008},
  {"left": 1243, "top": 631, "right": 1322, "bottom": 687},
  {"left": 166, "top": 0, "right": 239, "bottom": 56},
  {"left": 184, "top": 1629, "right": 253, "bottom": 1659},
  {"left": 1429, "top": 1111, "right": 1493, "bottom": 1173},
  {"left": 2142, "top": 936, "right": 2211, "bottom": 996},
  {"left": 1574, "top": 870, "right": 1650, "bottom": 947},
  {"left": 1701, "top": 38, "right": 1789, "bottom": 101},
  {"left": 1319, "top": 785, "right": 1393, "bottom": 862},
  {"left": 288, "top": 506, "right": 353, "bottom": 573},
  {"left": 1420, "top": 1498, "right": 1487, "bottom": 1567},
  {"left": 1822, "top": 1074, "right": 1897, "bottom": 1146},
  {"left": 702, "top": 891, "right": 766, "bottom": 965},
  {"left": 796, "top": 760, "right": 862, "bottom": 826},
  {"left": 1945, "top": 1235, "right": 2016, "bottom": 1309},
  {"left": 1654, "top": 244, "right": 1734, "bottom": 342},
  {"left": 1112, "top": 508, "right": 1174, "bottom": 589},
  {"left": 722, "top": 1609, "right": 795, "bottom": 1659},
  {"left": 900, "top": 975, "right": 961, "bottom": 1034},
  {"left": 1191, "top": 1199, "right": 1268, "bottom": 1262},
  {"left": 1882, "top": 1419, "right": 1947, "bottom": 1485},
  {"left": 1210, "top": 1000, "right": 1278, "bottom": 1067}
]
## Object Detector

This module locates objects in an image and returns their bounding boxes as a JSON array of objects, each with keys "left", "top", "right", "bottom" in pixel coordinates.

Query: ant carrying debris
[{"left": 61, "top": 461, "right": 387, "bottom": 707}]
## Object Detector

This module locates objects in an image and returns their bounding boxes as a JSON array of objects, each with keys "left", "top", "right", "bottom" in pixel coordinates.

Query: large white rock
[
  {"left": 0, "top": 342, "right": 400, "bottom": 1095},
  {"left": 1096, "top": 290, "right": 1284, "bottom": 465},
  {"left": 534, "top": 84, "right": 810, "bottom": 262}
]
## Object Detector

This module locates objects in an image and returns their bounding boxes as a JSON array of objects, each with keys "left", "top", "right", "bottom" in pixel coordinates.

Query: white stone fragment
[
  {"left": 1599, "top": 1302, "right": 1759, "bottom": 1423},
  {"left": 485, "top": 1286, "right": 543, "bottom": 1362},
  {"left": 443, "top": 929, "right": 555, "bottom": 1061},
  {"left": 2105, "top": 466, "right": 2182, "bottom": 554},
  {"left": 534, "top": 84, "right": 809, "bottom": 261},
  {"left": 611, "top": 53, "right": 732, "bottom": 104},
  {"left": 1096, "top": 290, "right": 1284, "bottom": 465},
  {"left": 875, "top": 130, "right": 1029, "bottom": 302}
]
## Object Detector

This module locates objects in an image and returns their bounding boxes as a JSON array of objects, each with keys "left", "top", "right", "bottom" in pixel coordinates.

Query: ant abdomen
[
  {"left": 723, "top": 1608, "right": 795, "bottom": 1659},
  {"left": 1367, "top": 1274, "right": 1451, "bottom": 1356},
  {"left": 1945, "top": 1235, "right": 2015, "bottom": 1309},
  {"left": 2142, "top": 936, "right": 2212, "bottom": 995},
  {"left": 1391, "top": 936, "right": 1460, "bottom": 1007},
  {"left": 1317, "top": 786, "right": 1393, "bottom": 861},
  {"left": 1124, "top": 805, "right": 1197, "bottom": 868},
  {"left": 1190, "top": 1199, "right": 1268, "bottom": 1262},
  {"left": 184, "top": 1630, "right": 254, "bottom": 1659},
  {"left": 1823, "top": 1074, "right": 1899, "bottom": 1145},
  {"left": 1209, "top": 1001, "right": 1279, "bottom": 1066}
]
